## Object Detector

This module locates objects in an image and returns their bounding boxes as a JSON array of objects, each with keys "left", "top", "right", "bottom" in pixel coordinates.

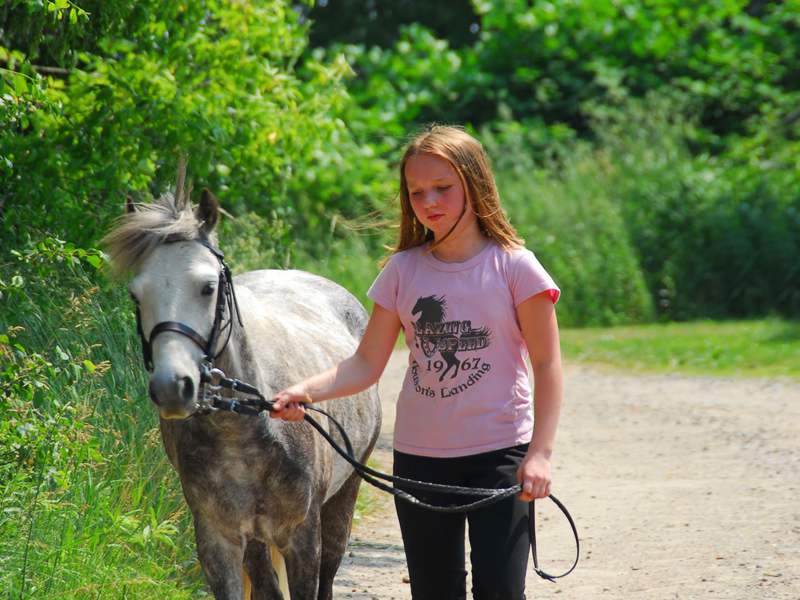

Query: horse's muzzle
[{"left": 149, "top": 371, "right": 198, "bottom": 419}]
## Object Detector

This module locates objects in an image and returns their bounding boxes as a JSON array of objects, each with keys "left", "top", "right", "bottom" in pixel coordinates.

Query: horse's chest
[{"left": 178, "top": 445, "right": 311, "bottom": 537}]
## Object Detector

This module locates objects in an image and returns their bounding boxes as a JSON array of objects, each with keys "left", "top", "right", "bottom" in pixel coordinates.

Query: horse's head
[
  {"left": 411, "top": 295, "right": 446, "bottom": 323},
  {"left": 103, "top": 174, "right": 231, "bottom": 420}
]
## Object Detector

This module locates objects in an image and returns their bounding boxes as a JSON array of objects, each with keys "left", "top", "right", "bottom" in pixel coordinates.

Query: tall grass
[{"left": 1, "top": 247, "right": 204, "bottom": 598}]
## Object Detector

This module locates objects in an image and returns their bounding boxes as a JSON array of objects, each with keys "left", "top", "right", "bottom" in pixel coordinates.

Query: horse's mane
[
  {"left": 414, "top": 295, "right": 446, "bottom": 323},
  {"left": 102, "top": 167, "right": 215, "bottom": 276}
]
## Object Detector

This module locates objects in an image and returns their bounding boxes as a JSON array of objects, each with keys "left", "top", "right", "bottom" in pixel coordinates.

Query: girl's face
[{"left": 404, "top": 153, "right": 476, "bottom": 240}]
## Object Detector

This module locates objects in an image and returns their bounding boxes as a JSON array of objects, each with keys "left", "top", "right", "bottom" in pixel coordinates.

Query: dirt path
[{"left": 333, "top": 351, "right": 800, "bottom": 599}]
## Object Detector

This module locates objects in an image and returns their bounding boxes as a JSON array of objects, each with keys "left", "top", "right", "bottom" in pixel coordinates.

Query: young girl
[{"left": 271, "top": 125, "right": 563, "bottom": 599}]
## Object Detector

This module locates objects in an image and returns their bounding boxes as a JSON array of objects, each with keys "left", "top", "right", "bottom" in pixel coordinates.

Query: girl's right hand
[{"left": 270, "top": 385, "right": 310, "bottom": 421}]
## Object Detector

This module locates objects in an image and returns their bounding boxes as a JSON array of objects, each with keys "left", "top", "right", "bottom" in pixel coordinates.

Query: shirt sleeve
[
  {"left": 509, "top": 249, "right": 561, "bottom": 306},
  {"left": 367, "top": 255, "right": 400, "bottom": 313}
]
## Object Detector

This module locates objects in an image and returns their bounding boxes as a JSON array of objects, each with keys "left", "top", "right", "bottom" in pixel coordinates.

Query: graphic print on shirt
[{"left": 410, "top": 295, "right": 493, "bottom": 398}]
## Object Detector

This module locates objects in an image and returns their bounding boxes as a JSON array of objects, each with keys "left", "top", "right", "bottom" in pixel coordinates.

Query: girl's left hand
[{"left": 516, "top": 451, "right": 552, "bottom": 502}]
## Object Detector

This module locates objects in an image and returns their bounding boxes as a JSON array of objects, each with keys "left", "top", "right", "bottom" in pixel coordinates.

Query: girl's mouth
[{"left": 428, "top": 214, "right": 444, "bottom": 222}]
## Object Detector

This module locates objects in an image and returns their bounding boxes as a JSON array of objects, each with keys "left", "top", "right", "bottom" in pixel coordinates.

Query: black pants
[{"left": 393, "top": 445, "right": 530, "bottom": 600}]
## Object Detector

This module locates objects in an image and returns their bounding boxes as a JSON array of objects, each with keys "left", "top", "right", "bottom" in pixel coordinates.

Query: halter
[{"left": 133, "top": 238, "right": 243, "bottom": 374}]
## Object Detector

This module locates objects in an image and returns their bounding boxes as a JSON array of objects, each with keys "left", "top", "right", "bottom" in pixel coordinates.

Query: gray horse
[{"left": 103, "top": 180, "right": 381, "bottom": 599}]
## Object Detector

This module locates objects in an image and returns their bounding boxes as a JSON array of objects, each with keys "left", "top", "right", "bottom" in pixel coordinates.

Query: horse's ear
[
  {"left": 125, "top": 196, "right": 137, "bottom": 214},
  {"left": 197, "top": 188, "right": 219, "bottom": 233}
]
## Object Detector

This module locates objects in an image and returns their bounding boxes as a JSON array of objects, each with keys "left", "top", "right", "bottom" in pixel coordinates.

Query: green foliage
[
  {"left": 0, "top": 241, "right": 202, "bottom": 598},
  {"left": 483, "top": 122, "right": 655, "bottom": 327},
  {"left": 481, "top": 96, "right": 800, "bottom": 323},
  {"left": 331, "top": 1, "right": 800, "bottom": 144},
  {"left": 294, "top": 227, "right": 390, "bottom": 308},
  {"left": 1, "top": 0, "right": 392, "bottom": 263},
  {"left": 218, "top": 210, "right": 294, "bottom": 272},
  {"left": 589, "top": 97, "right": 800, "bottom": 320}
]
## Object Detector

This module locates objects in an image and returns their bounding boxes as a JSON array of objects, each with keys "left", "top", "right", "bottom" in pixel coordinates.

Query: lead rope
[{"left": 199, "top": 366, "right": 580, "bottom": 580}]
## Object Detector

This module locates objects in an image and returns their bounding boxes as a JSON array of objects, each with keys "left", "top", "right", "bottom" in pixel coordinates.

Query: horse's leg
[
  {"left": 439, "top": 351, "right": 461, "bottom": 381},
  {"left": 195, "top": 520, "right": 246, "bottom": 600},
  {"left": 283, "top": 512, "right": 322, "bottom": 600},
  {"left": 317, "top": 470, "right": 362, "bottom": 600},
  {"left": 243, "top": 539, "right": 284, "bottom": 600}
]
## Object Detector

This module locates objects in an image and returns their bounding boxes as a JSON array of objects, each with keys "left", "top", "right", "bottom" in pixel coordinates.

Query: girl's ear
[{"left": 197, "top": 188, "right": 220, "bottom": 234}]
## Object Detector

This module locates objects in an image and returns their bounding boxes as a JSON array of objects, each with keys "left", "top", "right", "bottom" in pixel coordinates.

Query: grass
[{"left": 560, "top": 318, "right": 800, "bottom": 379}]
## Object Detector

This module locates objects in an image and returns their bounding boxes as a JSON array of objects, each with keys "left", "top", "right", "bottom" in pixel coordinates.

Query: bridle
[{"left": 133, "top": 238, "right": 243, "bottom": 390}]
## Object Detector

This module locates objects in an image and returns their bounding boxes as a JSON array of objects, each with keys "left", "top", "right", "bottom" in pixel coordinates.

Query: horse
[{"left": 102, "top": 178, "right": 381, "bottom": 600}]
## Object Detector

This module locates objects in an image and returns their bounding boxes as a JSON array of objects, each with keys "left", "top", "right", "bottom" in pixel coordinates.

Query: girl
[{"left": 271, "top": 125, "right": 563, "bottom": 599}]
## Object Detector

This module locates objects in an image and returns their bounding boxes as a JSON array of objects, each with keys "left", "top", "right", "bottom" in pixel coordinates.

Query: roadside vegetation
[{"left": 561, "top": 319, "right": 800, "bottom": 379}]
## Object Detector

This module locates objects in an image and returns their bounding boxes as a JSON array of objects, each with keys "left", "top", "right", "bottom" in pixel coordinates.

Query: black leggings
[{"left": 393, "top": 445, "right": 530, "bottom": 600}]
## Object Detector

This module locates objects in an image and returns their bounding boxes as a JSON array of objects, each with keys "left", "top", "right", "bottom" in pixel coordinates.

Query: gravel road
[{"left": 333, "top": 351, "right": 800, "bottom": 600}]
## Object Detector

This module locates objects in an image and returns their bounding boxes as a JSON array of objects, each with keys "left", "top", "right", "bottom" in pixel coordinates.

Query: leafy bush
[
  {"left": 488, "top": 96, "right": 800, "bottom": 323},
  {"left": 325, "top": 1, "right": 799, "bottom": 145},
  {"left": 483, "top": 123, "right": 654, "bottom": 327},
  {"left": 1, "top": 0, "right": 393, "bottom": 262}
]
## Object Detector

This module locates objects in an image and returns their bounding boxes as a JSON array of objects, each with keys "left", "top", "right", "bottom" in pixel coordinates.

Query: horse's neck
[
  {"left": 201, "top": 321, "right": 280, "bottom": 433},
  {"left": 214, "top": 324, "right": 258, "bottom": 388}
]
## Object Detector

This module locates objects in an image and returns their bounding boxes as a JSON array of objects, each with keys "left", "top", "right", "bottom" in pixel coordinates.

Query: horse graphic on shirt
[{"left": 411, "top": 295, "right": 491, "bottom": 382}]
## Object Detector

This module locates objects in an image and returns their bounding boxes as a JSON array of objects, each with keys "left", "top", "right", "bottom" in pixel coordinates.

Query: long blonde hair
[{"left": 390, "top": 124, "right": 524, "bottom": 257}]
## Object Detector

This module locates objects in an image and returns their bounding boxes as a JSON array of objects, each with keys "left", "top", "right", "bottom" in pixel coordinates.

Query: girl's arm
[
  {"left": 515, "top": 291, "right": 564, "bottom": 501},
  {"left": 270, "top": 303, "right": 401, "bottom": 420}
]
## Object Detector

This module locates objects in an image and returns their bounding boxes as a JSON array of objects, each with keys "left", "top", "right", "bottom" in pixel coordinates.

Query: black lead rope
[{"left": 200, "top": 368, "right": 580, "bottom": 581}]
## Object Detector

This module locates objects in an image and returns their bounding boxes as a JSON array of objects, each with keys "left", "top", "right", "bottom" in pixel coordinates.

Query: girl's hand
[
  {"left": 516, "top": 451, "right": 552, "bottom": 502},
  {"left": 270, "top": 385, "right": 310, "bottom": 421}
]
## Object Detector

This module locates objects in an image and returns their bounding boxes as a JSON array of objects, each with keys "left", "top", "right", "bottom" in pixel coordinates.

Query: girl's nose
[{"left": 422, "top": 190, "right": 439, "bottom": 206}]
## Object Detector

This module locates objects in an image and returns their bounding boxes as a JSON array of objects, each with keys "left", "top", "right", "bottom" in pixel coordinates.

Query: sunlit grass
[
  {"left": 561, "top": 318, "right": 800, "bottom": 378},
  {"left": 353, "top": 458, "right": 381, "bottom": 522}
]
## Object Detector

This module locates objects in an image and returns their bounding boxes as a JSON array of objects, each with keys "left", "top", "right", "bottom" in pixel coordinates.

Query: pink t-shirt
[{"left": 367, "top": 242, "right": 560, "bottom": 458}]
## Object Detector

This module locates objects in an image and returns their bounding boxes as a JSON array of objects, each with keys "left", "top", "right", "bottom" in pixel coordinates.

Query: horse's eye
[
  {"left": 129, "top": 292, "right": 139, "bottom": 305},
  {"left": 202, "top": 283, "right": 216, "bottom": 297}
]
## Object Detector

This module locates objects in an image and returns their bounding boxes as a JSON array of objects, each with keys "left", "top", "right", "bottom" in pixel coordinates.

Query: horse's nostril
[
  {"left": 149, "top": 381, "right": 162, "bottom": 406},
  {"left": 178, "top": 376, "right": 195, "bottom": 402}
]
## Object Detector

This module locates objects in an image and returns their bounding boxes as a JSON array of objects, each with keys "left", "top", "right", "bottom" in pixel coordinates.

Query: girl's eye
[
  {"left": 410, "top": 190, "right": 422, "bottom": 197},
  {"left": 436, "top": 185, "right": 452, "bottom": 192},
  {"left": 202, "top": 283, "right": 216, "bottom": 297}
]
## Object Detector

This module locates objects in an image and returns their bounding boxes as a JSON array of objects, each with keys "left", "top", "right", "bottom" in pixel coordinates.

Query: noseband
[{"left": 133, "top": 238, "right": 242, "bottom": 373}]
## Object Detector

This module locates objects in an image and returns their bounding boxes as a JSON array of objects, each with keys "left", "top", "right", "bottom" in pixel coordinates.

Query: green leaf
[
  {"left": 13, "top": 74, "right": 28, "bottom": 96},
  {"left": 82, "top": 360, "right": 96, "bottom": 374},
  {"left": 84, "top": 254, "right": 103, "bottom": 269}
]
